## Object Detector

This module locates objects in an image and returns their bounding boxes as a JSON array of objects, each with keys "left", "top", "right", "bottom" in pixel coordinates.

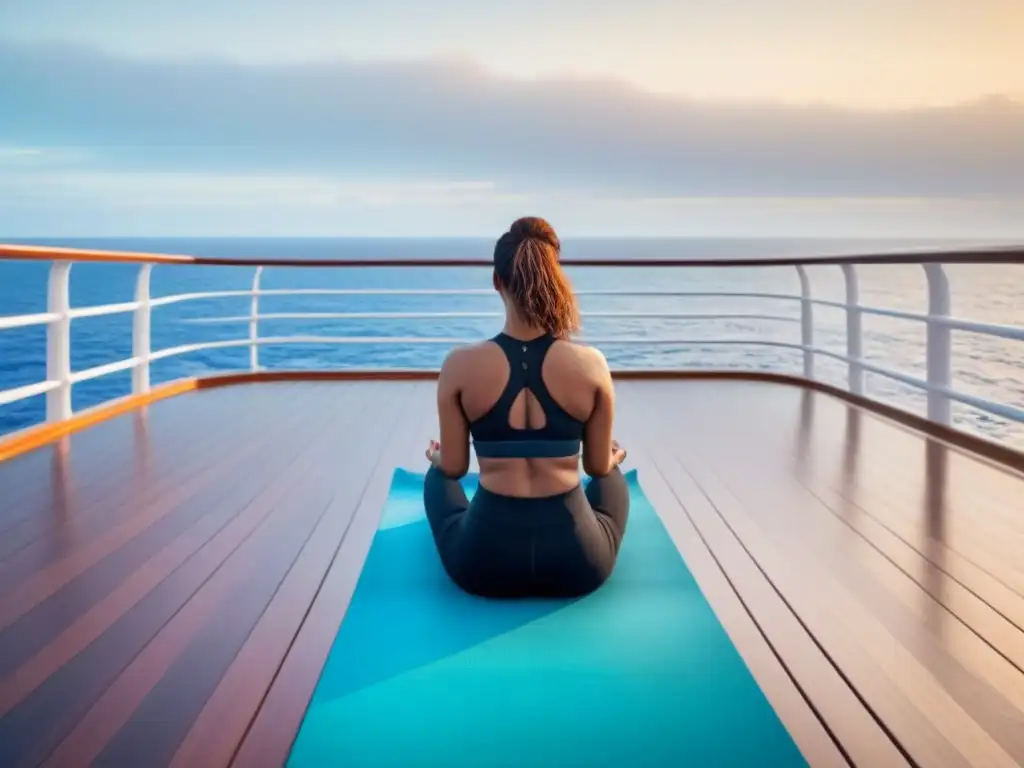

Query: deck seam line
[
  {"left": 226, "top": 382, "right": 427, "bottom": 765},
  {"left": 820, "top": 474, "right": 1024, "bottom": 605},
  {"left": 789, "top": 405, "right": 1024, "bottom": 602},
  {"left": 0, "top": 400, "right": 276, "bottom": 568},
  {"left": 737, "top": 403, "right": 1024, "bottom": 605},
  {"left": 0, "top": 395, "right": 313, "bottom": 631},
  {"left": 0, "top": 397, "right": 321, "bottom": 718},
  {"left": 700, "top": 426, "right": 1024, "bottom": 674},
  {"left": 656, "top": 445, "right": 921, "bottom": 768},
  {"left": 226, "top": 383, "right": 424, "bottom": 767},
  {"left": 628, "top": 383, "right": 917, "bottom": 766},
  {"left": 689, "top": 429, "right": 1024, "bottom": 758},
  {"left": 796, "top": 479, "right": 1024, "bottom": 674},
  {"left": 787, "top": 434, "right": 1024, "bottom": 616},
  {"left": 30, "top": 392, "right": 356, "bottom": 764},
  {"left": 53, "top": 388, "right": 375, "bottom": 763},
  {"left": 0, "top": 384, "right": 255, "bottom": 516},
  {"left": 710, "top": 422, "right": 1024, "bottom": 656},
  {"left": 0, "top": 390, "right": 258, "bottom": 541},
  {"left": 89, "top": 483, "right": 340, "bottom": 767},
  {"left": 624, "top": 387, "right": 876, "bottom": 765},
  {"left": 632, "top": 447, "right": 855, "bottom": 767},
  {"left": 1, "top": 393, "right": 264, "bottom": 561},
  {"left": 210, "top": 486, "right": 350, "bottom": 764}
]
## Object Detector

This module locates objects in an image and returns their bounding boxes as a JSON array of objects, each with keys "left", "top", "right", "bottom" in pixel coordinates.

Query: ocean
[{"left": 1, "top": 237, "right": 1022, "bottom": 449}]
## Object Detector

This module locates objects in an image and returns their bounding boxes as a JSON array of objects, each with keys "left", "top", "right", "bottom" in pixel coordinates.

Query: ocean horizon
[{"left": 1, "top": 236, "right": 1023, "bottom": 449}]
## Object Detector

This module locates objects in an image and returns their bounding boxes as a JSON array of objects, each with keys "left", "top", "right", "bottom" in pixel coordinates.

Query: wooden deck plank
[
  {"left": 0, "top": 388, "right": 289, "bottom": 580},
  {"left": 615, "top": 388, "right": 907, "bottom": 767},
  {"left": 37, "top": 384, "right": 376, "bottom": 767},
  {"left": 0, "top": 391, "right": 299, "bottom": 606},
  {"left": 0, "top": 386, "right": 352, "bottom": 767},
  {"left": 778, "top": 391, "right": 1024, "bottom": 599},
  {"left": 0, "top": 390, "right": 254, "bottom": 556},
  {"left": 772, "top": 434, "right": 1024, "bottom": 681},
  {"left": 777, "top": 402, "right": 1024, "bottom": 633},
  {"left": 172, "top": 382, "right": 428, "bottom": 768},
  {"left": 0, "top": 414, "right": 140, "bottom": 532},
  {"left": 691, "top": 387, "right": 1024, "bottom": 678},
  {"left": 54, "top": 388, "right": 389, "bottom": 768},
  {"left": 0, "top": 386, "right": 329, "bottom": 720},
  {"left": 623, "top": 445, "right": 855, "bottom": 768},
  {"left": 663, "top": 449, "right": 977, "bottom": 768},
  {"left": 41, "top": 383, "right": 422, "bottom": 768},
  {"left": 0, "top": 405, "right": 314, "bottom": 680},
  {"left": 690, "top": 442, "right": 1024, "bottom": 763},
  {"left": 0, "top": 388, "right": 286, "bottom": 589},
  {"left": 781, "top": 453, "right": 1024, "bottom": 670},
  {"left": 0, "top": 377, "right": 1022, "bottom": 767},
  {"left": 625, "top": 380, "right": 1024, "bottom": 768},
  {"left": 0, "top": 389, "right": 309, "bottom": 634},
  {"left": 229, "top": 384, "right": 437, "bottom": 768}
]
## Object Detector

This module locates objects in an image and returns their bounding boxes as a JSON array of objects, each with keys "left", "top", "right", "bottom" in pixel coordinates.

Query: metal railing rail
[{"left": 1, "top": 244, "right": 1023, "bottom": 429}]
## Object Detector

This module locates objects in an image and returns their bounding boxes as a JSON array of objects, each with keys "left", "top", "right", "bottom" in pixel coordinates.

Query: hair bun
[{"left": 508, "top": 217, "right": 559, "bottom": 250}]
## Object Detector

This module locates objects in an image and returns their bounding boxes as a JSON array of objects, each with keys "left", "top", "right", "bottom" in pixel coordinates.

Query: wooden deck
[{"left": 1, "top": 378, "right": 1023, "bottom": 767}]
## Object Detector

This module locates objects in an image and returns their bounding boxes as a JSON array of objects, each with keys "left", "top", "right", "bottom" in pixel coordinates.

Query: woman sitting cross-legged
[{"left": 424, "top": 216, "right": 629, "bottom": 598}]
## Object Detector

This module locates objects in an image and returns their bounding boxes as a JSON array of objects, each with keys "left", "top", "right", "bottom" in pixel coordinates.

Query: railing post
[
  {"left": 795, "top": 265, "right": 814, "bottom": 379},
  {"left": 132, "top": 263, "right": 153, "bottom": 394},
  {"left": 250, "top": 266, "right": 263, "bottom": 371},
  {"left": 841, "top": 264, "right": 864, "bottom": 396},
  {"left": 46, "top": 261, "right": 72, "bottom": 421},
  {"left": 924, "top": 263, "right": 952, "bottom": 425}
]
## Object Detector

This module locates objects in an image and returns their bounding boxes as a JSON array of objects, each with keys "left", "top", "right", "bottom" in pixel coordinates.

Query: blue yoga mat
[{"left": 288, "top": 469, "right": 806, "bottom": 767}]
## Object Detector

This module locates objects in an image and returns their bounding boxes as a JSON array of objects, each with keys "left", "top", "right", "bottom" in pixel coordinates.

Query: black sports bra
[{"left": 467, "top": 333, "right": 584, "bottom": 459}]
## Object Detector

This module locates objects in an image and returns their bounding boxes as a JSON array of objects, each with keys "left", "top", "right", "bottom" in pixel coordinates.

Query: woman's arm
[
  {"left": 432, "top": 347, "right": 471, "bottom": 478},
  {"left": 581, "top": 349, "right": 620, "bottom": 477}
]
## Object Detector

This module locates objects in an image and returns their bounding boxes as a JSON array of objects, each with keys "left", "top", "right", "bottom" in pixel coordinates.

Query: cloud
[
  {"left": 0, "top": 170, "right": 503, "bottom": 207},
  {"left": 0, "top": 40, "right": 1023, "bottom": 199},
  {"left": 0, "top": 144, "right": 93, "bottom": 168}
]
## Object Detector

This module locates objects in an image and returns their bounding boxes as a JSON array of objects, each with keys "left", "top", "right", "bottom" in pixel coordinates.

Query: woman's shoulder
[
  {"left": 441, "top": 340, "right": 502, "bottom": 372},
  {"left": 556, "top": 337, "right": 607, "bottom": 362},
  {"left": 550, "top": 338, "right": 610, "bottom": 378}
]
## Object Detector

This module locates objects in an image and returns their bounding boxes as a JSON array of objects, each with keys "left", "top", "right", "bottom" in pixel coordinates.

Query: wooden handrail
[
  {"left": 2, "top": 243, "right": 1024, "bottom": 268},
  {"left": 0, "top": 244, "right": 197, "bottom": 265}
]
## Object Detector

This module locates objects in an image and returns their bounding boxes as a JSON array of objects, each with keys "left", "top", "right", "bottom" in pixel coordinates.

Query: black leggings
[{"left": 423, "top": 466, "right": 630, "bottom": 598}]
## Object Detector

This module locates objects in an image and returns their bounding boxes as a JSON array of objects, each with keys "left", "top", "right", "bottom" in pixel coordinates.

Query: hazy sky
[{"left": 1, "top": 0, "right": 1022, "bottom": 237}]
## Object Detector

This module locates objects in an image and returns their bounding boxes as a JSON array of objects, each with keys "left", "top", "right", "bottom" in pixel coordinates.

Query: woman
[{"left": 424, "top": 216, "right": 629, "bottom": 598}]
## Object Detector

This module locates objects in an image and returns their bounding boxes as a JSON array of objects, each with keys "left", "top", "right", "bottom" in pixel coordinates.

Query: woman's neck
[{"left": 501, "top": 315, "right": 547, "bottom": 341}]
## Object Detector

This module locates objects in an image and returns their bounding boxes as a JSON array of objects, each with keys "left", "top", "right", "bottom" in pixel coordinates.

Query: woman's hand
[
  {"left": 611, "top": 440, "right": 627, "bottom": 467},
  {"left": 425, "top": 439, "right": 442, "bottom": 467}
]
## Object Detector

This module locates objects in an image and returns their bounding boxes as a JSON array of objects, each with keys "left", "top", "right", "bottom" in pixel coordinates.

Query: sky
[{"left": 1, "top": 0, "right": 1023, "bottom": 237}]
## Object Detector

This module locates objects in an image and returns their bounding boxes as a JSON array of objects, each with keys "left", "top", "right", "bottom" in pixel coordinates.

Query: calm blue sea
[{"left": 1, "top": 237, "right": 1023, "bottom": 448}]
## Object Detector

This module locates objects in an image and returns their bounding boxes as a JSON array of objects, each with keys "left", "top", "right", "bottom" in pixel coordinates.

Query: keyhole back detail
[{"left": 507, "top": 387, "right": 549, "bottom": 431}]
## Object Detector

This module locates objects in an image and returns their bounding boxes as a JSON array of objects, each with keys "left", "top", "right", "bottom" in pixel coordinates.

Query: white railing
[{"left": 1, "top": 246, "right": 1024, "bottom": 433}]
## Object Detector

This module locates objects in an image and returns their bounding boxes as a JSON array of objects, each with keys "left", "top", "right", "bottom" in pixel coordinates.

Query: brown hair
[{"left": 493, "top": 217, "right": 580, "bottom": 339}]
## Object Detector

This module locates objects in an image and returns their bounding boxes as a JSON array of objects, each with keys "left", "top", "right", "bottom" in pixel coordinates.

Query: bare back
[{"left": 439, "top": 336, "right": 615, "bottom": 497}]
